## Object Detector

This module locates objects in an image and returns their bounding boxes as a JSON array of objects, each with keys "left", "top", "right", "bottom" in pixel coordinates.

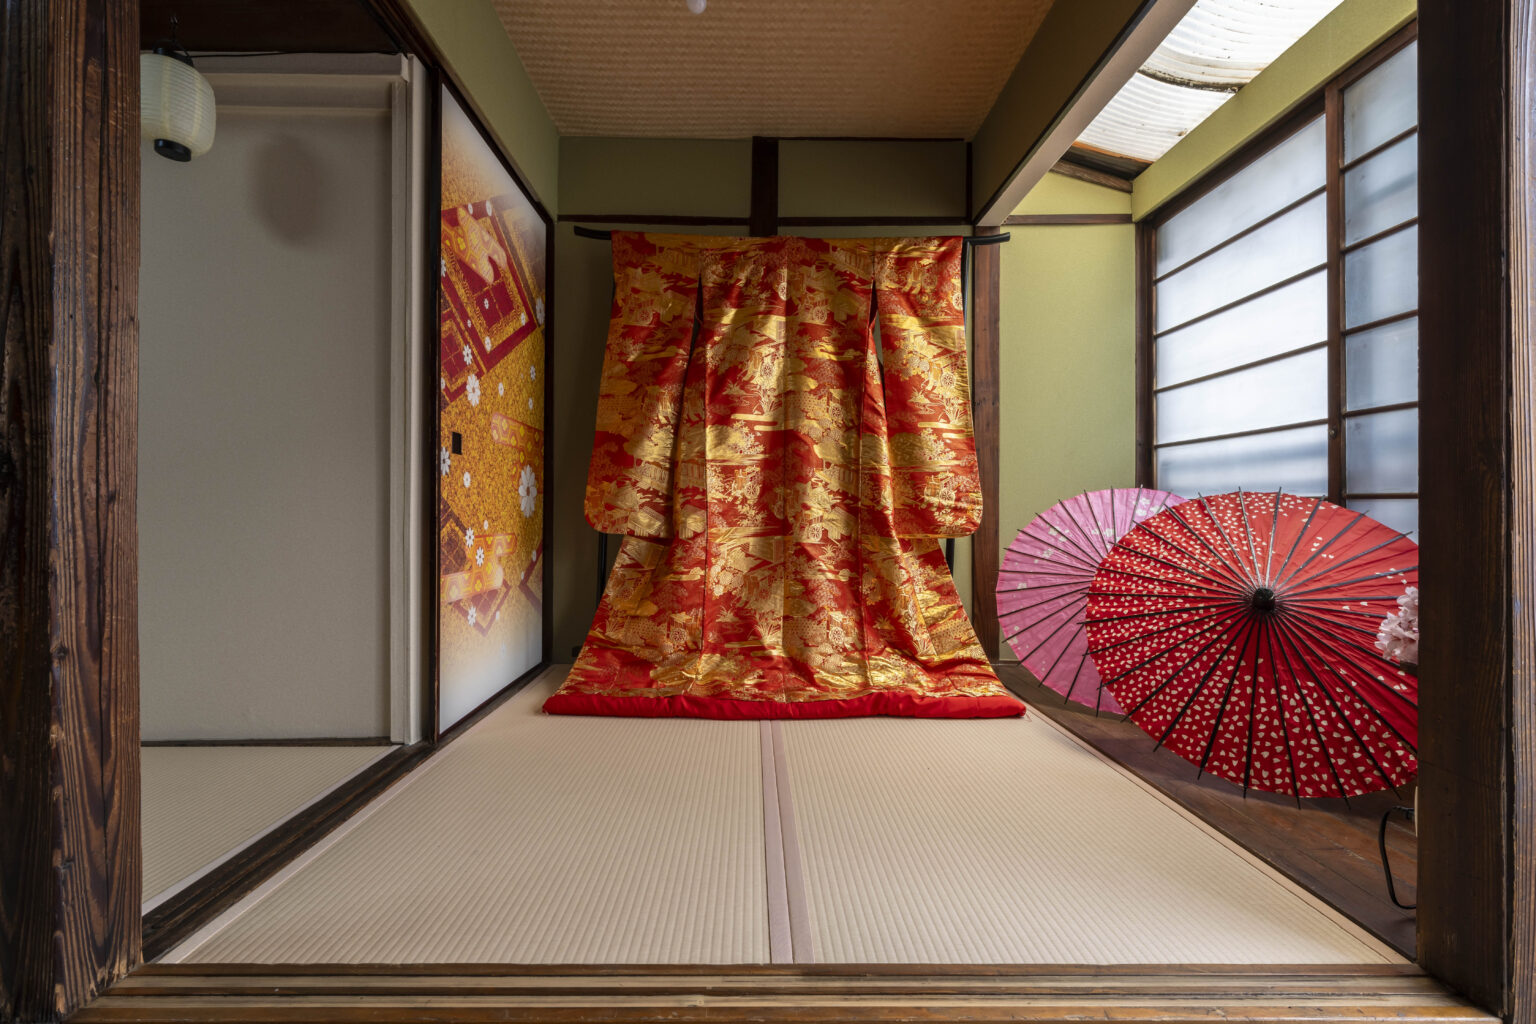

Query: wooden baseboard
[{"left": 79, "top": 964, "right": 1491, "bottom": 1023}]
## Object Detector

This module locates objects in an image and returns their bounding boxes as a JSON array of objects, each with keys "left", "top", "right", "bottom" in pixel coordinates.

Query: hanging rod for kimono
[{"left": 572, "top": 225, "right": 1011, "bottom": 244}]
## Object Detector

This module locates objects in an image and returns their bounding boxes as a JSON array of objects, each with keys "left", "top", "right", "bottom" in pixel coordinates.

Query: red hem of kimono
[{"left": 541, "top": 690, "right": 1026, "bottom": 719}]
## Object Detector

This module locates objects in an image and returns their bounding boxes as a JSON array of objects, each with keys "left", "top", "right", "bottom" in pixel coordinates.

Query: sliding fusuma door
[{"left": 435, "top": 85, "right": 549, "bottom": 733}]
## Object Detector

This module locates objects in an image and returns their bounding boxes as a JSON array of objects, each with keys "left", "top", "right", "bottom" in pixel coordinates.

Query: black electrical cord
[{"left": 1378, "top": 803, "right": 1417, "bottom": 910}]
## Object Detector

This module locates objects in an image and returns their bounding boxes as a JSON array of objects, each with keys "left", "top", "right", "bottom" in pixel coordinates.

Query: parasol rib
[
  {"left": 1280, "top": 530, "right": 1416, "bottom": 595},
  {"left": 1287, "top": 565, "right": 1419, "bottom": 600},
  {"left": 1269, "top": 617, "right": 1357, "bottom": 800},
  {"left": 1145, "top": 626, "right": 1248, "bottom": 751},
  {"left": 1268, "top": 496, "right": 1326, "bottom": 587},
  {"left": 1259, "top": 616, "right": 1305, "bottom": 802},
  {"left": 1130, "top": 519, "right": 1253, "bottom": 592},
  {"left": 1271, "top": 508, "right": 1373, "bottom": 590},
  {"left": 1096, "top": 606, "right": 1249, "bottom": 689},
  {"left": 1272, "top": 617, "right": 1405, "bottom": 796}
]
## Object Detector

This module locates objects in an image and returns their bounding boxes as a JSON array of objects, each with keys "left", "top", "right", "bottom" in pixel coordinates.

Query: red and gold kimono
[{"left": 544, "top": 233, "right": 1023, "bottom": 719}]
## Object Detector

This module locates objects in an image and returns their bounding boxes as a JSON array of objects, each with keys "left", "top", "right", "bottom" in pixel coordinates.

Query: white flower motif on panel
[
  {"left": 462, "top": 343, "right": 472, "bottom": 364},
  {"left": 462, "top": 470, "right": 472, "bottom": 489},
  {"left": 465, "top": 527, "right": 475, "bottom": 547},
  {"left": 439, "top": 446, "right": 451, "bottom": 476},
  {"left": 467, "top": 605, "right": 477, "bottom": 626},
  {"left": 475, "top": 547, "right": 485, "bottom": 566},
  {"left": 519, "top": 464, "right": 538, "bottom": 517},
  {"left": 466, "top": 373, "right": 481, "bottom": 406},
  {"left": 498, "top": 382, "right": 505, "bottom": 396}
]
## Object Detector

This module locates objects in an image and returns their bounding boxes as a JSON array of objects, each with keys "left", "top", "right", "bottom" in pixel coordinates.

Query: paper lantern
[{"left": 140, "top": 49, "right": 215, "bottom": 161}]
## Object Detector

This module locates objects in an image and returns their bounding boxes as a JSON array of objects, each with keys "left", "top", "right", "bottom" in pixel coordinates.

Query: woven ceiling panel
[{"left": 492, "top": 0, "right": 1056, "bottom": 139}]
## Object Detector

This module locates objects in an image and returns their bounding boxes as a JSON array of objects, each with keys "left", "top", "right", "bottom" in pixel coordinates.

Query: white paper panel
[
  {"left": 1156, "top": 425, "right": 1329, "bottom": 497},
  {"left": 1343, "top": 41, "right": 1418, "bottom": 162},
  {"left": 1345, "top": 408, "right": 1418, "bottom": 495},
  {"left": 1156, "top": 348, "right": 1327, "bottom": 444},
  {"left": 1347, "top": 498, "right": 1418, "bottom": 538},
  {"left": 1344, "top": 225, "right": 1418, "bottom": 329},
  {"left": 1156, "top": 194, "right": 1326, "bottom": 332},
  {"left": 1344, "top": 135, "right": 1417, "bottom": 245},
  {"left": 1345, "top": 318, "right": 1418, "bottom": 411},
  {"left": 1155, "top": 272, "right": 1326, "bottom": 387},
  {"left": 1156, "top": 117, "right": 1325, "bottom": 275}
]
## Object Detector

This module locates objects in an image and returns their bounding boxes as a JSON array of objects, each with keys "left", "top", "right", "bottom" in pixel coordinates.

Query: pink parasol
[{"left": 997, "top": 487, "right": 1183, "bottom": 713}]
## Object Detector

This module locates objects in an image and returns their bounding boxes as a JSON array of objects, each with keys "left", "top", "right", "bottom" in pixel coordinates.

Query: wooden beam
[
  {"left": 750, "top": 136, "right": 779, "bottom": 237},
  {"left": 1049, "top": 159, "right": 1135, "bottom": 194},
  {"left": 970, "top": 0, "right": 1195, "bottom": 225},
  {"left": 1417, "top": 0, "right": 1533, "bottom": 1018},
  {"left": 0, "top": 0, "right": 142, "bottom": 1019},
  {"left": 969, "top": 227, "right": 1001, "bottom": 660},
  {"left": 1004, "top": 213, "right": 1133, "bottom": 225}
]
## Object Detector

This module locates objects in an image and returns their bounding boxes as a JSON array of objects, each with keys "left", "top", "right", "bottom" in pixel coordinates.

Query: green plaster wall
[
  {"left": 997, "top": 173, "right": 1136, "bottom": 656},
  {"left": 779, "top": 141, "right": 967, "bottom": 218},
  {"left": 403, "top": 0, "right": 560, "bottom": 210},
  {"left": 560, "top": 138, "right": 751, "bottom": 217},
  {"left": 1133, "top": 0, "right": 1415, "bottom": 219}
]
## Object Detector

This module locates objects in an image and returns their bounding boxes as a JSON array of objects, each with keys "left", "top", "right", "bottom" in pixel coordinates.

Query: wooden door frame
[
  {"left": 1416, "top": 0, "right": 1535, "bottom": 1018},
  {"left": 1, "top": 0, "right": 1532, "bottom": 1021},
  {"left": 0, "top": 0, "right": 142, "bottom": 1019}
]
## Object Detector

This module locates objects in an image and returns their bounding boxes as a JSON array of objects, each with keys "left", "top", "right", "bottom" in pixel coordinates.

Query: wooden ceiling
[{"left": 492, "top": 0, "right": 1058, "bottom": 139}]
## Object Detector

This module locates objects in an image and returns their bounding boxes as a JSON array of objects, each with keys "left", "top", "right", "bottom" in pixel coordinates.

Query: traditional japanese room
[{"left": 4, "top": 0, "right": 1529, "bottom": 1021}]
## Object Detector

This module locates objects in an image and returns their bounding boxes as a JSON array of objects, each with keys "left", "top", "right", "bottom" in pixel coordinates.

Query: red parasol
[
  {"left": 1084, "top": 491, "right": 1419, "bottom": 799},
  {"left": 997, "top": 487, "right": 1182, "bottom": 713}
]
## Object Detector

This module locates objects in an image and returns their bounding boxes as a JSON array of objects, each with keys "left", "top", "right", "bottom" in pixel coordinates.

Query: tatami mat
[
  {"left": 780, "top": 713, "right": 1398, "bottom": 964},
  {"left": 142, "top": 744, "right": 392, "bottom": 907},
  {"left": 162, "top": 669, "right": 1398, "bottom": 966},
  {"left": 167, "top": 670, "right": 768, "bottom": 963}
]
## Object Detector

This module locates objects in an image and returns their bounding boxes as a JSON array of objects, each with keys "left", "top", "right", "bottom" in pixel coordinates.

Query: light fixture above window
[
  {"left": 1076, "top": 0, "right": 1348, "bottom": 163},
  {"left": 140, "top": 43, "right": 215, "bottom": 162}
]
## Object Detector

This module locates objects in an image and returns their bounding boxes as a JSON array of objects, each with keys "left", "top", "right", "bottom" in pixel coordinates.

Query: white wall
[{"left": 139, "top": 104, "right": 395, "bottom": 740}]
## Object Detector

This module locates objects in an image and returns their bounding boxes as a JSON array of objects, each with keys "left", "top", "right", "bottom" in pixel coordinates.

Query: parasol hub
[{"left": 1249, "top": 586, "right": 1280, "bottom": 612}]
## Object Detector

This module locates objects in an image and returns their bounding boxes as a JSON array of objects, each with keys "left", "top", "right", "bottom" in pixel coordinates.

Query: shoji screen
[
  {"left": 1147, "top": 34, "right": 1419, "bottom": 536},
  {"left": 1152, "top": 116, "right": 1330, "bottom": 498},
  {"left": 1340, "top": 41, "right": 1419, "bottom": 535}
]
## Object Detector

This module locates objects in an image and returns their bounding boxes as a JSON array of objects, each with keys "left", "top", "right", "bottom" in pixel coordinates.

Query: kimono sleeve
[
  {"left": 584, "top": 234, "right": 700, "bottom": 540},
  {"left": 874, "top": 237, "right": 984, "bottom": 538}
]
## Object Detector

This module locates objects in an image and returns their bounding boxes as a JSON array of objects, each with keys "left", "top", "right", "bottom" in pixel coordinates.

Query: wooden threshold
[{"left": 76, "top": 964, "right": 1490, "bottom": 1023}]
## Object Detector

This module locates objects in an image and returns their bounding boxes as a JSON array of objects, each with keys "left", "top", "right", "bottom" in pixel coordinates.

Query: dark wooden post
[
  {"left": 749, "top": 136, "right": 779, "bottom": 237},
  {"left": 0, "top": 0, "right": 142, "bottom": 1019},
  {"left": 970, "top": 226, "right": 1001, "bottom": 660},
  {"left": 1418, "top": 0, "right": 1534, "bottom": 1018}
]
